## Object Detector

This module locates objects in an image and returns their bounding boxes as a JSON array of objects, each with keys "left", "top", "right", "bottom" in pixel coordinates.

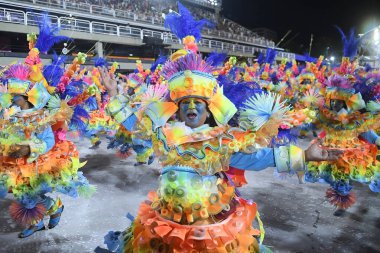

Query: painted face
[
  {"left": 301, "top": 78, "right": 312, "bottom": 85},
  {"left": 330, "top": 99, "right": 347, "bottom": 112},
  {"left": 178, "top": 98, "right": 208, "bottom": 128},
  {"left": 127, "top": 87, "right": 135, "bottom": 96},
  {"left": 13, "top": 95, "right": 30, "bottom": 110}
]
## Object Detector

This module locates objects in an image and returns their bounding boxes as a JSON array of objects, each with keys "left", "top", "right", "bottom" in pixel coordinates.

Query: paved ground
[{"left": 0, "top": 138, "right": 379, "bottom": 253}]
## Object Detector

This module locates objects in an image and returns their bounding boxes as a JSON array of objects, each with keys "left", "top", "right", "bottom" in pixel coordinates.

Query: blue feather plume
[
  {"left": 164, "top": 2, "right": 215, "bottom": 42},
  {"left": 257, "top": 53, "right": 264, "bottom": 65},
  {"left": 69, "top": 105, "right": 90, "bottom": 134},
  {"left": 63, "top": 80, "right": 86, "bottom": 98},
  {"left": 85, "top": 96, "right": 98, "bottom": 111},
  {"left": 35, "top": 13, "right": 72, "bottom": 54},
  {"left": 270, "top": 72, "right": 279, "bottom": 84},
  {"left": 206, "top": 52, "right": 227, "bottom": 67},
  {"left": 43, "top": 52, "right": 66, "bottom": 87},
  {"left": 224, "top": 82, "right": 265, "bottom": 109},
  {"left": 335, "top": 26, "right": 361, "bottom": 59},
  {"left": 265, "top": 48, "right": 277, "bottom": 65},
  {"left": 285, "top": 61, "right": 293, "bottom": 70},
  {"left": 150, "top": 55, "right": 168, "bottom": 72},
  {"left": 364, "top": 63, "right": 372, "bottom": 72},
  {"left": 94, "top": 57, "right": 109, "bottom": 67}
]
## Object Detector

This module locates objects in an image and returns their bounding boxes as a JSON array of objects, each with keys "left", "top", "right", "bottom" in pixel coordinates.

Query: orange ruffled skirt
[
  {"left": 122, "top": 192, "right": 260, "bottom": 253},
  {"left": 0, "top": 140, "right": 79, "bottom": 190}
]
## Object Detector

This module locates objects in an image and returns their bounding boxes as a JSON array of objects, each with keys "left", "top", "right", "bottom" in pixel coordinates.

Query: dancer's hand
[
  {"left": 305, "top": 139, "right": 343, "bottom": 162},
  {"left": 98, "top": 66, "right": 117, "bottom": 97},
  {"left": 9, "top": 145, "right": 31, "bottom": 158}
]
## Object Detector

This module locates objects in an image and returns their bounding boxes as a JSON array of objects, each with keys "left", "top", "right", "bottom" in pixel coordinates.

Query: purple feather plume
[
  {"left": 4, "top": 64, "right": 30, "bottom": 80},
  {"left": 325, "top": 75, "right": 351, "bottom": 89},
  {"left": 162, "top": 52, "right": 214, "bottom": 79}
]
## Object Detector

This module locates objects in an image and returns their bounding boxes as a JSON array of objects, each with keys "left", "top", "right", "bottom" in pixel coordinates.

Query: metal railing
[
  {"left": 11, "top": 0, "right": 277, "bottom": 48},
  {"left": 0, "top": 6, "right": 296, "bottom": 59},
  {"left": 26, "top": 12, "right": 58, "bottom": 26},
  {"left": 119, "top": 26, "right": 141, "bottom": 39},
  {"left": 0, "top": 7, "right": 25, "bottom": 24},
  {"left": 60, "top": 17, "right": 91, "bottom": 33}
]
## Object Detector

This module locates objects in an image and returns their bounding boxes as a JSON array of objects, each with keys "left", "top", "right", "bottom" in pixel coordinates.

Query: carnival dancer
[
  {"left": 99, "top": 3, "right": 341, "bottom": 252},
  {"left": 107, "top": 63, "right": 159, "bottom": 166},
  {"left": 305, "top": 28, "right": 380, "bottom": 214},
  {"left": 0, "top": 14, "right": 93, "bottom": 238},
  {"left": 80, "top": 63, "right": 118, "bottom": 149}
]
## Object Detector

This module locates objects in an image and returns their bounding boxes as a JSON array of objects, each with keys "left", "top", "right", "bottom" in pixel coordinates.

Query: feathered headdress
[
  {"left": 164, "top": 2, "right": 215, "bottom": 54},
  {"left": 94, "top": 57, "right": 109, "bottom": 68},
  {"left": 164, "top": 2, "right": 215, "bottom": 42},
  {"left": 43, "top": 52, "right": 66, "bottom": 87},
  {"left": 335, "top": 27, "right": 361, "bottom": 60},
  {"left": 34, "top": 13, "right": 71, "bottom": 54}
]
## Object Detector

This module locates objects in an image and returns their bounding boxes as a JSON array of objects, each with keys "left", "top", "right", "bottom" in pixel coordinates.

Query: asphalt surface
[{"left": 0, "top": 138, "right": 379, "bottom": 253}]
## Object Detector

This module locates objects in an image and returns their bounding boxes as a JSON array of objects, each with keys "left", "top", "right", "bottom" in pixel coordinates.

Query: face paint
[
  {"left": 301, "top": 78, "right": 312, "bottom": 85},
  {"left": 127, "top": 87, "right": 135, "bottom": 96},
  {"left": 12, "top": 95, "right": 29, "bottom": 109},
  {"left": 330, "top": 99, "right": 347, "bottom": 112},
  {"left": 178, "top": 98, "right": 208, "bottom": 128}
]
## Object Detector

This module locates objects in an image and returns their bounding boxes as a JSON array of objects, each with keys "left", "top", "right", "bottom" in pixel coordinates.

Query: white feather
[{"left": 239, "top": 92, "right": 290, "bottom": 130}]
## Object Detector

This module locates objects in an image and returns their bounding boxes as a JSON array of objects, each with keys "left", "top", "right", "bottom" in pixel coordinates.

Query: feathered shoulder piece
[
  {"left": 3, "top": 64, "right": 30, "bottom": 81},
  {"left": 239, "top": 92, "right": 290, "bottom": 144}
]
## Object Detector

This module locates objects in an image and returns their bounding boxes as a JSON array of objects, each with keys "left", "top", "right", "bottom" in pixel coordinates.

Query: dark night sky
[{"left": 221, "top": 0, "right": 380, "bottom": 56}]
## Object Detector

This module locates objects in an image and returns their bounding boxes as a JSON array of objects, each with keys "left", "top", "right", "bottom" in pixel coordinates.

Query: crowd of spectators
[{"left": 17, "top": 0, "right": 275, "bottom": 47}]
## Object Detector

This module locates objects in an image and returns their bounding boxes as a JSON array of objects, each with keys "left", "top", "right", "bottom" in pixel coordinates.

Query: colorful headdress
[
  {"left": 154, "top": 3, "right": 236, "bottom": 126},
  {"left": 335, "top": 27, "right": 362, "bottom": 75},
  {"left": 164, "top": 2, "right": 214, "bottom": 55},
  {"left": 6, "top": 78, "right": 51, "bottom": 109},
  {"left": 163, "top": 51, "right": 236, "bottom": 125}
]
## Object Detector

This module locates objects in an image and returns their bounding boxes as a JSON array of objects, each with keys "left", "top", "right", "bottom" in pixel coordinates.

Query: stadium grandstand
[{"left": 0, "top": 0, "right": 295, "bottom": 71}]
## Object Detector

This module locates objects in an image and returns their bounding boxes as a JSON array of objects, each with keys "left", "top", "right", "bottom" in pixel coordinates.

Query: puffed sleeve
[
  {"left": 230, "top": 145, "right": 305, "bottom": 173},
  {"left": 360, "top": 130, "right": 380, "bottom": 146}
]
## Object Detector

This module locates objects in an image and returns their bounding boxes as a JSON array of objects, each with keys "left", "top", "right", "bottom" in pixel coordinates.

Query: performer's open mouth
[{"left": 187, "top": 112, "right": 197, "bottom": 119}]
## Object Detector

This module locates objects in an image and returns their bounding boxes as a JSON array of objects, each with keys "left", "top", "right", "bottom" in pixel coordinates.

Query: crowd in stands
[{"left": 18, "top": 0, "right": 275, "bottom": 47}]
